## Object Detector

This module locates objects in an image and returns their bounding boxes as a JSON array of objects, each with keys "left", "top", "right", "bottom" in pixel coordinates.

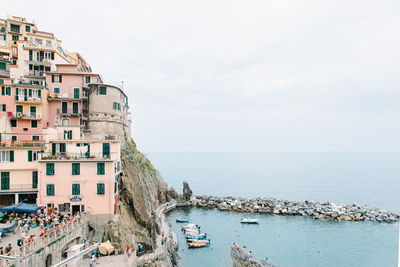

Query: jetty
[{"left": 189, "top": 196, "right": 399, "bottom": 223}]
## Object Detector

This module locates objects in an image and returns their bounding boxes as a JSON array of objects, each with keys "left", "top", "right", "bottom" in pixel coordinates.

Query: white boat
[{"left": 240, "top": 218, "right": 259, "bottom": 224}]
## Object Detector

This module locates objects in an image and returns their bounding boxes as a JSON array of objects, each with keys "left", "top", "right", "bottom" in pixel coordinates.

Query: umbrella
[{"left": 1, "top": 203, "right": 41, "bottom": 213}]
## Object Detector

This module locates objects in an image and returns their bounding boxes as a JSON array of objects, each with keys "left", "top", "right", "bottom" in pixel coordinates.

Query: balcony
[
  {"left": 25, "top": 57, "right": 51, "bottom": 65},
  {"left": 25, "top": 71, "right": 45, "bottom": 79},
  {"left": 0, "top": 184, "right": 38, "bottom": 193},
  {"left": 40, "top": 152, "right": 114, "bottom": 161},
  {"left": 57, "top": 109, "right": 82, "bottom": 116},
  {"left": 0, "top": 140, "right": 43, "bottom": 148},
  {"left": 15, "top": 95, "right": 42, "bottom": 104},
  {"left": 10, "top": 112, "right": 41, "bottom": 120},
  {"left": 48, "top": 94, "right": 81, "bottom": 101}
]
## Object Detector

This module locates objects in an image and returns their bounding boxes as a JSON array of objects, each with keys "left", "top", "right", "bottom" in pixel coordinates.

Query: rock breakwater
[{"left": 190, "top": 196, "right": 399, "bottom": 223}]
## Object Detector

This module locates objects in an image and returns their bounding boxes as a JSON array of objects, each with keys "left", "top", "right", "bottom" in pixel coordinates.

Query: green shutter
[
  {"left": 74, "top": 88, "right": 79, "bottom": 99},
  {"left": 72, "top": 184, "right": 80, "bottom": 195},
  {"left": 59, "top": 75, "right": 62, "bottom": 83},
  {"left": 69, "top": 130, "right": 72, "bottom": 139},
  {"left": 7, "top": 87, "right": 11, "bottom": 96},
  {"left": 9, "top": 151, "right": 14, "bottom": 162},
  {"left": 38, "top": 90, "right": 41, "bottom": 98},
  {"left": 29, "top": 89, "right": 32, "bottom": 97},
  {"left": 1, "top": 86, "right": 4, "bottom": 95},
  {"left": 24, "top": 89, "right": 27, "bottom": 101},
  {"left": 47, "top": 184, "right": 54, "bottom": 196},
  {"left": 60, "top": 143, "right": 66, "bottom": 152},
  {"left": 32, "top": 171, "right": 38, "bottom": 188},
  {"left": 54, "top": 88, "right": 59, "bottom": 94},
  {"left": 97, "top": 183, "right": 105, "bottom": 194},
  {"left": 52, "top": 75, "right": 55, "bottom": 83},
  {"left": 28, "top": 150, "right": 32, "bottom": 162},
  {"left": 97, "top": 163, "right": 105, "bottom": 175},
  {"left": 72, "top": 163, "right": 80, "bottom": 175},
  {"left": 46, "top": 163, "right": 54, "bottom": 175},
  {"left": 1, "top": 172, "right": 10, "bottom": 190},
  {"left": 103, "top": 143, "right": 110, "bottom": 158},
  {"left": 52, "top": 143, "right": 56, "bottom": 156}
]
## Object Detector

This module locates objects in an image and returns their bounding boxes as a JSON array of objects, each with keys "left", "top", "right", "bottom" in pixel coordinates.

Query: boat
[
  {"left": 176, "top": 218, "right": 189, "bottom": 223},
  {"left": 186, "top": 234, "right": 207, "bottom": 240},
  {"left": 187, "top": 239, "right": 210, "bottom": 244},
  {"left": 181, "top": 224, "right": 198, "bottom": 231},
  {"left": 188, "top": 242, "right": 208, "bottom": 248},
  {"left": 240, "top": 218, "right": 259, "bottom": 224}
]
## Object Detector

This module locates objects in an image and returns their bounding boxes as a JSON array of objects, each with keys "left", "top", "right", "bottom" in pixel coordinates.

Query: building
[
  {"left": 0, "top": 15, "right": 130, "bottom": 215},
  {"left": 37, "top": 126, "right": 121, "bottom": 214}
]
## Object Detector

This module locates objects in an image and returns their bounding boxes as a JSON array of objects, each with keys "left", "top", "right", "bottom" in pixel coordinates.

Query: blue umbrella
[{"left": 1, "top": 203, "right": 41, "bottom": 213}]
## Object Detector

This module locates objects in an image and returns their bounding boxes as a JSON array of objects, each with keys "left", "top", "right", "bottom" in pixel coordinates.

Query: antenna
[{"left": 121, "top": 81, "right": 124, "bottom": 90}]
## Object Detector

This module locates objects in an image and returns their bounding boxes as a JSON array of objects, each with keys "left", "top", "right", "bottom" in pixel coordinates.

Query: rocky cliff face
[{"left": 102, "top": 138, "right": 171, "bottom": 254}]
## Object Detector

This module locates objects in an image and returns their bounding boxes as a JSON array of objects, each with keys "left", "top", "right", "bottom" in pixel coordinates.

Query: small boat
[
  {"left": 240, "top": 218, "right": 259, "bottom": 224},
  {"left": 182, "top": 224, "right": 198, "bottom": 231},
  {"left": 187, "top": 239, "right": 210, "bottom": 244},
  {"left": 186, "top": 234, "right": 207, "bottom": 240},
  {"left": 188, "top": 242, "right": 208, "bottom": 248},
  {"left": 176, "top": 219, "right": 189, "bottom": 223}
]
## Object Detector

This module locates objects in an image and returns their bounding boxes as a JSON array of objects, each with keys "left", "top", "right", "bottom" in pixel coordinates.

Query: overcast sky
[{"left": 4, "top": 1, "right": 400, "bottom": 152}]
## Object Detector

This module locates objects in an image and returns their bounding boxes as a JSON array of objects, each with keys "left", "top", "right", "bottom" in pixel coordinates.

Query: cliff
[{"left": 101, "top": 137, "right": 174, "bottom": 264}]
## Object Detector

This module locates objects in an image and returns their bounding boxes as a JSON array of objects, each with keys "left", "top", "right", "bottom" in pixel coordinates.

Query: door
[
  {"left": 62, "top": 102, "right": 67, "bottom": 113},
  {"left": 72, "top": 205, "right": 80, "bottom": 215}
]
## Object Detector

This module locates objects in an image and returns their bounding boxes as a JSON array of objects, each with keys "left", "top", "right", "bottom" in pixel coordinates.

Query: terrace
[{"left": 0, "top": 140, "right": 43, "bottom": 148}]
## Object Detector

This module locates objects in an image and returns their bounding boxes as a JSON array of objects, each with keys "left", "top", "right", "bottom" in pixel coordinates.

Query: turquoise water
[{"left": 147, "top": 152, "right": 400, "bottom": 266}]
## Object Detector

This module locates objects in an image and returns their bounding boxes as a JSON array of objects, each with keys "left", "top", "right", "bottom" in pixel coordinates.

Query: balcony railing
[
  {"left": 26, "top": 57, "right": 51, "bottom": 63},
  {"left": 0, "top": 140, "right": 43, "bottom": 147},
  {"left": 0, "top": 184, "right": 38, "bottom": 192},
  {"left": 15, "top": 95, "right": 42, "bottom": 103},
  {"left": 25, "top": 71, "right": 45, "bottom": 78},
  {"left": 57, "top": 109, "right": 82, "bottom": 116},
  {"left": 10, "top": 112, "right": 41, "bottom": 119},
  {"left": 40, "top": 152, "right": 114, "bottom": 161}
]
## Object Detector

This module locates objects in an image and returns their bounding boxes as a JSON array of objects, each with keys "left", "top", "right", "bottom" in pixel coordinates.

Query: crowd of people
[{"left": 0, "top": 211, "right": 82, "bottom": 256}]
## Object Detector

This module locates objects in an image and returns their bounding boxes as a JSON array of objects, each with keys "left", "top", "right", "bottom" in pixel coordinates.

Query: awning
[{"left": 1, "top": 203, "right": 41, "bottom": 213}]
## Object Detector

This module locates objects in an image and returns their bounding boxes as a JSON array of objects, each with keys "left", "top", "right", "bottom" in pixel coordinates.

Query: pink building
[
  {"left": 46, "top": 64, "right": 99, "bottom": 129},
  {"left": 37, "top": 126, "right": 121, "bottom": 215}
]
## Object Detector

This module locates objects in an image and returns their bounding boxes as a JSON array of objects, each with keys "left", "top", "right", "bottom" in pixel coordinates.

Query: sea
[{"left": 146, "top": 152, "right": 400, "bottom": 267}]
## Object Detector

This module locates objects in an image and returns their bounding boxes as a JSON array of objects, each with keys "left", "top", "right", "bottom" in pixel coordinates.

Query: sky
[{"left": 4, "top": 1, "right": 400, "bottom": 152}]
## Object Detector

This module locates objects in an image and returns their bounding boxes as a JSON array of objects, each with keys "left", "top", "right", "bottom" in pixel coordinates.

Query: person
[
  {"left": 0, "top": 247, "right": 3, "bottom": 255},
  {"left": 126, "top": 246, "right": 131, "bottom": 256},
  {"left": 89, "top": 254, "right": 95, "bottom": 267},
  {"left": 5, "top": 244, "right": 12, "bottom": 254},
  {"left": 24, "top": 223, "right": 29, "bottom": 235},
  {"left": 248, "top": 251, "right": 253, "bottom": 259}
]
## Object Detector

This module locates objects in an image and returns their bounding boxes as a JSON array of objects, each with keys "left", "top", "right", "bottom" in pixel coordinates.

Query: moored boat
[
  {"left": 186, "top": 233, "right": 207, "bottom": 240},
  {"left": 188, "top": 242, "right": 208, "bottom": 248},
  {"left": 176, "top": 218, "right": 189, "bottom": 223},
  {"left": 241, "top": 218, "right": 259, "bottom": 224},
  {"left": 187, "top": 238, "right": 210, "bottom": 244}
]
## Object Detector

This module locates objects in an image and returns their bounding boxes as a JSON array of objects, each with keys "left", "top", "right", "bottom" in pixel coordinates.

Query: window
[
  {"left": 118, "top": 103, "right": 121, "bottom": 111},
  {"left": 32, "top": 171, "right": 38, "bottom": 188},
  {"left": 113, "top": 102, "right": 117, "bottom": 110},
  {"left": 16, "top": 105, "right": 23, "bottom": 114},
  {"left": 31, "top": 120, "right": 37, "bottom": 128},
  {"left": 62, "top": 102, "right": 68, "bottom": 113},
  {"left": 54, "top": 88, "right": 60, "bottom": 94},
  {"left": 35, "top": 38, "right": 42, "bottom": 45},
  {"left": 25, "top": 25, "right": 30, "bottom": 32},
  {"left": 74, "top": 88, "right": 79, "bottom": 99},
  {"left": 1, "top": 172, "right": 10, "bottom": 190},
  {"left": 11, "top": 136, "right": 17, "bottom": 141},
  {"left": 12, "top": 35, "right": 18, "bottom": 41},
  {"left": 99, "top": 86, "right": 107, "bottom": 95},
  {"left": 102, "top": 143, "right": 110, "bottom": 158},
  {"left": 28, "top": 150, "right": 40, "bottom": 162},
  {"left": 6, "top": 87, "right": 11, "bottom": 96},
  {"left": 0, "top": 79, "right": 3, "bottom": 85},
  {"left": 46, "top": 163, "right": 55, "bottom": 175},
  {"left": 97, "top": 163, "right": 105, "bottom": 175},
  {"left": 85, "top": 76, "right": 91, "bottom": 84},
  {"left": 10, "top": 24, "right": 20, "bottom": 33},
  {"left": 32, "top": 136, "right": 39, "bottom": 141},
  {"left": 46, "top": 40, "right": 51, "bottom": 47},
  {"left": 64, "top": 130, "right": 72, "bottom": 140},
  {"left": 51, "top": 74, "right": 62, "bottom": 83},
  {"left": 46, "top": 184, "right": 55, "bottom": 196},
  {"left": 72, "top": 102, "right": 79, "bottom": 114},
  {"left": 10, "top": 120, "right": 17, "bottom": 128},
  {"left": 72, "top": 163, "right": 80, "bottom": 175},
  {"left": 117, "top": 161, "right": 120, "bottom": 172},
  {"left": 0, "top": 104, "right": 5, "bottom": 111},
  {"left": 72, "top": 184, "right": 80, "bottom": 195},
  {"left": 0, "top": 151, "right": 13, "bottom": 162},
  {"left": 62, "top": 118, "right": 70, "bottom": 126},
  {"left": 97, "top": 183, "right": 105, "bottom": 195}
]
